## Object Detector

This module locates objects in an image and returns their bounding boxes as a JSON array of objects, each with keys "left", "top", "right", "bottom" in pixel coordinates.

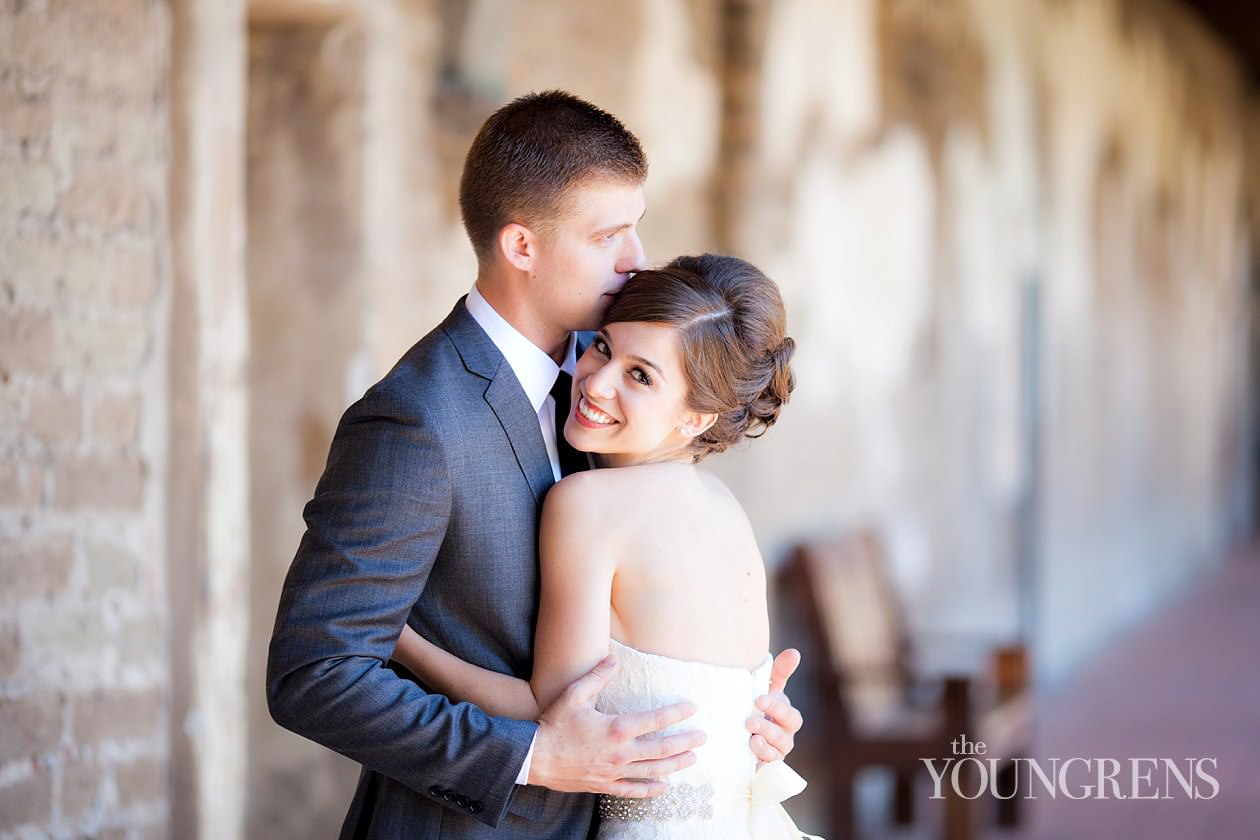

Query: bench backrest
[{"left": 789, "top": 532, "right": 912, "bottom": 731}]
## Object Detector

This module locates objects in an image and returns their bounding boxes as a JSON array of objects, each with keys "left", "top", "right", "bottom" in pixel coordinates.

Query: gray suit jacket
[{"left": 267, "top": 299, "right": 596, "bottom": 839}]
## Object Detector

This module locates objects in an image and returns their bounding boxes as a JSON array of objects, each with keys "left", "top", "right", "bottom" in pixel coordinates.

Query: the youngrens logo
[{"left": 923, "top": 735, "right": 1220, "bottom": 801}]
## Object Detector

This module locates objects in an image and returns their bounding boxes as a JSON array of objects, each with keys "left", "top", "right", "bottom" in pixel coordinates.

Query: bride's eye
[
  {"left": 629, "top": 367, "right": 652, "bottom": 386},
  {"left": 593, "top": 337, "right": 610, "bottom": 357}
]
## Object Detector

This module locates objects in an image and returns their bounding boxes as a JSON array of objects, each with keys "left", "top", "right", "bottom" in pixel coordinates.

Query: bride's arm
[
  {"left": 392, "top": 626, "right": 542, "bottom": 719},
  {"left": 530, "top": 473, "right": 617, "bottom": 708},
  {"left": 392, "top": 473, "right": 615, "bottom": 719}
]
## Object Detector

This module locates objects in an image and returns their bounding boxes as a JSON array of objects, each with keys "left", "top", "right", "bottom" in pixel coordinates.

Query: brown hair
[
  {"left": 603, "top": 254, "right": 796, "bottom": 461},
  {"left": 459, "top": 90, "right": 648, "bottom": 263}
]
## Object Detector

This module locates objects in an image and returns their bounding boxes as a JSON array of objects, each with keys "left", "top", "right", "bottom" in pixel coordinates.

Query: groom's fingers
[
  {"left": 611, "top": 700, "right": 701, "bottom": 741},
  {"left": 625, "top": 728, "right": 706, "bottom": 763},
  {"left": 561, "top": 654, "right": 620, "bottom": 705},
  {"left": 747, "top": 703, "right": 799, "bottom": 763},
  {"left": 767, "top": 648, "right": 801, "bottom": 695},
  {"left": 748, "top": 732, "right": 783, "bottom": 765},
  {"left": 623, "top": 750, "right": 699, "bottom": 780},
  {"left": 754, "top": 694, "right": 803, "bottom": 735},
  {"left": 530, "top": 681, "right": 704, "bottom": 794}
]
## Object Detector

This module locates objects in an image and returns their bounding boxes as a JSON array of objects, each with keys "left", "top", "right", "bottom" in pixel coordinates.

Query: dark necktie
[{"left": 550, "top": 371, "right": 589, "bottom": 477}]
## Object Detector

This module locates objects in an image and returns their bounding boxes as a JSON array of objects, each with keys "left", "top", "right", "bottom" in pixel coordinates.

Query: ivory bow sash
[{"left": 748, "top": 760, "right": 826, "bottom": 839}]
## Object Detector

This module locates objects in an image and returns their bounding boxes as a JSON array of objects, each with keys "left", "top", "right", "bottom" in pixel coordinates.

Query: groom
[{"left": 267, "top": 90, "right": 802, "bottom": 839}]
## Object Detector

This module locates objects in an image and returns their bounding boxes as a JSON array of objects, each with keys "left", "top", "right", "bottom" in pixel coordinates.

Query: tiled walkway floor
[
  {"left": 1010, "top": 547, "right": 1260, "bottom": 839},
  {"left": 789, "top": 545, "right": 1260, "bottom": 839}
]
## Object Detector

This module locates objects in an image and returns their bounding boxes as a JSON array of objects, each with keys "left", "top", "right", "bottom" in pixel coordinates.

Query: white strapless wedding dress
[{"left": 594, "top": 640, "right": 822, "bottom": 840}]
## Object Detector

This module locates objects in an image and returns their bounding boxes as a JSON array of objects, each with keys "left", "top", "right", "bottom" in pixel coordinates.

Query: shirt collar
[{"left": 465, "top": 283, "right": 576, "bottom": 413}]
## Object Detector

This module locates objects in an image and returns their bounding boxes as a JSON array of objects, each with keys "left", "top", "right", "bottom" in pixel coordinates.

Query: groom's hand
[
  {"left": 747, "top": 648, "right": 803, "bottom": 766},
  {"left": 529, "top": 655, "right": 706, "bottom": 797}
]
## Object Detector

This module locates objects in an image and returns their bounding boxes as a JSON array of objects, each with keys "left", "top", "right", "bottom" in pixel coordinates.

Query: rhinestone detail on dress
[{"left": 598, "top": 783, "right": 716, "bottom": 821}]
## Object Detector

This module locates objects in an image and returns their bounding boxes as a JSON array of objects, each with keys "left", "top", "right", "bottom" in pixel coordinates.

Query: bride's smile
[{"left": 575, "top": 394, "right": 618, "bottom": 427}]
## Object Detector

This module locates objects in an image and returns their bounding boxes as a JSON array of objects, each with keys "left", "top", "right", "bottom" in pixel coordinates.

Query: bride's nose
[{"left": 585, "top": 363, "right": 617, "bottom": 400}]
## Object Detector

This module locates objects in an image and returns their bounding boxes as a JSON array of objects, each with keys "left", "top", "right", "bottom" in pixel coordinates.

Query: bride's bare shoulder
[
  {"left": 537, "top": 471, "right": 628, "bottom": 561},
  {"left": 540, "top": 467, "right": 678, "bottom": 564},
  {"left": 543, "top": 468, "right": 629, "bottom": 519},
  {"left": 543, "top": 463, "right": 691, "bottom": 519},
  {"left": 544, "top": 463, "right": 730, "bottom": 516},
  {"left": 540, "top": 469, "right": 615, "bottom": 526}
]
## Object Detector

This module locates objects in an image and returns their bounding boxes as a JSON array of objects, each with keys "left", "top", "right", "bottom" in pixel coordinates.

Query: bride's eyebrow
[
  {"left": 596, "top": 332, "right": 663, "bottom": 379},
  {"left": 629, "top": 355, "right": 663, "bottom": 378}
]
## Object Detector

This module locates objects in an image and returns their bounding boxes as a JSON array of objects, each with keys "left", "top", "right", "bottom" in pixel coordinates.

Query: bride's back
[{"left": 564, "top": 461, "right": 769, "bottom": 670}]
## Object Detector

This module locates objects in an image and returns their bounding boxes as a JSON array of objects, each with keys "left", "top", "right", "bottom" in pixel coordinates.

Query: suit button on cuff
[
  {"left": 455, "top": 795, "right": 470, "bottom": 808},
  {"left": 442, "top": 789, "right": 456, "bottom": 802},
  {"left": 469, "top": 800, "right": 483, "bottom": 814},
  {"left": 428, "top": 785, "right": 442, "bottom": 798}
]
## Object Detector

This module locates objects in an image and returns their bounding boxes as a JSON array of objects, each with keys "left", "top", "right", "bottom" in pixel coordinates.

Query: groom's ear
[
  {"left": 678, "top": 411, "right": 718, "bottom": 439},
  {"left": 499, "top": 222, "right": 537, "bottom": 272}
]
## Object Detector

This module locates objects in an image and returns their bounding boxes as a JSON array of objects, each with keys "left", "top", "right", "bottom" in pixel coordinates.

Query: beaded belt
[{"left": 598, "top": 782, "right": 715, "bottom": 821}]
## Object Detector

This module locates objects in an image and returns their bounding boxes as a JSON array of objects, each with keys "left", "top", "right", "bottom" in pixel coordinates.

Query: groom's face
[{"left": 530, "top": 178, "right": 647, "bottom": 333}]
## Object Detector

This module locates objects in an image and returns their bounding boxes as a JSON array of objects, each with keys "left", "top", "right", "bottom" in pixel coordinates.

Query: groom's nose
[{"left": 617, "top": 229, "right": 646, "bottom": 274}]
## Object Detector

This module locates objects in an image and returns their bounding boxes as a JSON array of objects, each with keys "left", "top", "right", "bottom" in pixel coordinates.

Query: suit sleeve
[{"left": 265, "top": 387, "right": 536, "bottom": 827}]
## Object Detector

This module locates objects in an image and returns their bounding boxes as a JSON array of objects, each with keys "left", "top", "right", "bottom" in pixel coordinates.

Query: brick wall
[{"left": 0, "top": 1, "right": 171, "bottom": 837}]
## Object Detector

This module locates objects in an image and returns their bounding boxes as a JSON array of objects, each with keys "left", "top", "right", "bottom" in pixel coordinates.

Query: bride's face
[{"left": 563, "top": 321, "right": 715, "bottom": 468}]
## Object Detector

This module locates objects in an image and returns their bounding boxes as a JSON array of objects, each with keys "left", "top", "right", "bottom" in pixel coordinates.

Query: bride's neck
[{"left": 593, "top": 449, "right": 695, "bottom": 470}]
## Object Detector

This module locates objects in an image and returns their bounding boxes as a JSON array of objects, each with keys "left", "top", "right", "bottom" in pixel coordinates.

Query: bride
[{"left": 394, "top": 253, "right": 820, "bottom": 839}]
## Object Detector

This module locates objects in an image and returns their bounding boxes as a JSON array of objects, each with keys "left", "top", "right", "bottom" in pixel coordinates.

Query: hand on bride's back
[{"left": 528, "top": 655, "right": 707, "bottom": 797}]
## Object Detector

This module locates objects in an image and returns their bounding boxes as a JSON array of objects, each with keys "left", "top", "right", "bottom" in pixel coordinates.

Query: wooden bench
[{"left": 781, "top": 531, "right": 1034, "bottom": 840}]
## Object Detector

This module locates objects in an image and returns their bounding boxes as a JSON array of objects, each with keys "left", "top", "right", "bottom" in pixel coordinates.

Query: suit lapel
[
  {"left": 442, "top": 298, "right": 555, "bottom": 503},
  {"left": 483, "top": 373, "right": 554, "bottom": 502}
]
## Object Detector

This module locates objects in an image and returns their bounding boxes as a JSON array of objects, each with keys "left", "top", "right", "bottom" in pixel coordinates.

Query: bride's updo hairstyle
[{"left": 602, "top": 253, "right": 796, "bottom": 461}]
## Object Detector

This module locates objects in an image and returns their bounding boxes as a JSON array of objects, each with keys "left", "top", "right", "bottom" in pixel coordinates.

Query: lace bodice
[{"left": 593, "top": 640, "right": 816, "bottom": 840}]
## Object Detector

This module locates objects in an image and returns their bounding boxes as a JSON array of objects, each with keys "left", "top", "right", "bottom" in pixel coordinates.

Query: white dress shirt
[{"left": 464, "top": 284, "right": 576, "bottom": 784}]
